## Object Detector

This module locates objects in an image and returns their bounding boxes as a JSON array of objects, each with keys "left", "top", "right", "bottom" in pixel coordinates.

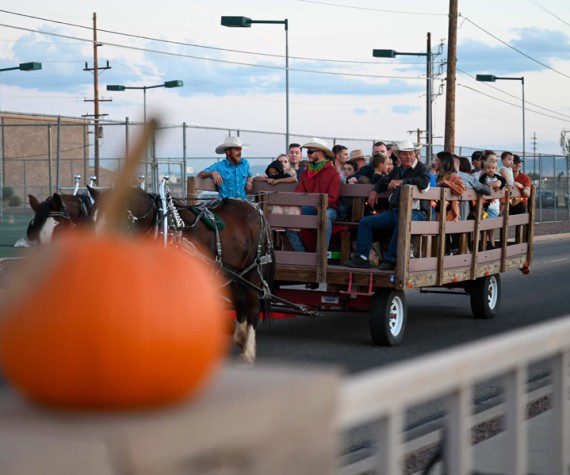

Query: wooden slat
[
  {"left": 477, "top": 248, "right": 503, "bottom": 264},
  {"left": 266, "top": 192, "right": 320, "bottom": 206},
  {"left": 396, "top": 185, "right": 414, "bottom": 289},
  {"left": 411, "top": 221, "right": 439, "bottom": 235},
  {"left": 267, "top": 214, "right": 318, "bottom": 229},
  {"left": 506, "top": 243, "right": 527, "bottom": 257},
  {"left": 526, "top": 186, "right": 536, "bottom": 266},
  {"left": 479, "top": 216, "right": 504, "bottom": 231},
  {"left": 446, "top": 220, "right": 475, "bottom": 234},
  {"left": 316, "top": 193, "right": 328, "bottom": 283},
  {"left": 411, "top": 187, "right": 441, "bottom": 200},
  {"left": 444, "top": 253, "right": 472, "bottom": 269},
  {"left": 409, "top": 257, "right": 437, "bottom": 273},
  {"left": 470, "top": 194, "right": 484, "bottom": 280},
  {"left": 375, "top": 411, "right": 403, "bottom": 475},
  {"left": 508, "top": 213, "right": 529, "bottom": 226},
  {"left": 500, "top": 188, "right": 511, "bottom": 272},
  {"left": 274, "top": 251, "right": 318, "bottom": 267},
  {"left": 339, "top": 183, "right": 375, "bottom": 197},
  {"left": 193, "top": 176, "right": 219, "bottom": 192},
  {"left": 436, "top": 188, "right": 447, "bottom": 286},
  {"left": 252, "top": 182, "right": 296, "bottom": 193}
]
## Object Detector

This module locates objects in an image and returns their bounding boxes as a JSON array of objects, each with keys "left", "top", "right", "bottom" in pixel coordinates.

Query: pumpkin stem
[{"left": 101, "top": 119, "right": 158, "bottom": 233}]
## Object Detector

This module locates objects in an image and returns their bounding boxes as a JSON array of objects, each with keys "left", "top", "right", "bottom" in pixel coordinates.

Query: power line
[
  {"left": 0, "top": 8, "right": 426, "bottom": 65},
  {"left": 457, "top": 83, "right": 570, "bottom": 123},
  {"left": 298, "top": 0, "right": 448, "bottom": 16},
  {"left": 528, "top": 0, "right": 570, "bottom": 28},
  {"left": 0, "top": 22, "right": 426, "bottom": 81},
  {"left": 457, "top": 67, "right": 570, "bottom": 120},
  {"left": 463, "top": 17, "right": 570, "bottom": 80}
]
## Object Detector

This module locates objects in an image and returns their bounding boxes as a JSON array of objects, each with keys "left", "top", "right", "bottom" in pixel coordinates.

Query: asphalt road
[{"left": 254, "top": 237, "right": 570, "bottom": 374}]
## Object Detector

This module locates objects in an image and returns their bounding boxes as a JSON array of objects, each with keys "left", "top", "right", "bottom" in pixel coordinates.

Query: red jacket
[{"left": 295, "top": 161, "right": 341, "bottom": 209}]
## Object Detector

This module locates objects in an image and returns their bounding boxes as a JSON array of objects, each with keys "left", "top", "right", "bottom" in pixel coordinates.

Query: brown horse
[
  {"left": 27, "top": 193, "right": 94, "bottom": 244},
  {"left": 89, "top": 187, "right": 274, "bottom": 363}
]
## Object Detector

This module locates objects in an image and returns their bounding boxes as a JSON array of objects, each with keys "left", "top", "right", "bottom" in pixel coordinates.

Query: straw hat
[
  {"left": 215, "top": 136, "right": 243, "bottom": 154},
  {"left": 349, "top": 149, "right": 366, "bottom": 161},
  {"left": 301, "top": 137, "right": 334, "bottom": 158}
]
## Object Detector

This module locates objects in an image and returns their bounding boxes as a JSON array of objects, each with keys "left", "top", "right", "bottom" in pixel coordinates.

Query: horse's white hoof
[{"left": 238, "top": 352, "right": 255, "bottom": 365}]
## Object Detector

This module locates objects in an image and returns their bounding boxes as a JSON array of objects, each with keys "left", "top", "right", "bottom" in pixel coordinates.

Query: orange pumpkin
[{"left": 0, "top": 232, "right": 228, "bottom": 410}]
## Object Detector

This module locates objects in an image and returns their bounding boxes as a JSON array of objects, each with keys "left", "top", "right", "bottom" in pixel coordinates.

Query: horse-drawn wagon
[{"left": 188, "top": 176, "right": 535, "bottom": 345}]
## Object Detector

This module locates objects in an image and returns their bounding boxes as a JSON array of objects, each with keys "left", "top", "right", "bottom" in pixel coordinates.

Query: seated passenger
[
  {"left": 286, "top": 138, "right": 341, "bottom": 252},
  {"left": 479, "top": 156, "right": 506, "bottom": 248},
  {"left": 347, "top": 149, "right": 371, "bottom": 183},
  {"left": 342, "top": 160, "right": 358, "bottom": 181},
  {"left": 370, "top": 153, "right": 392, "bottom": 184},
  {"left": 454, "top": 154, "right": 492, "bottom": 220},
  {"left": 197, "top": 136, "right": 252, "bottom": 199},
  {"left": 436, "top": 152, "right": 466, "bottom": 222},
  {"left": 254, "top": 158, "right": 296, "bottom": 185},
  {"left": 345, "top": 140, "right": 430, "bottom": 270},
  {"left": 510, "top": 155, "right": 531, "bottom": 215}
]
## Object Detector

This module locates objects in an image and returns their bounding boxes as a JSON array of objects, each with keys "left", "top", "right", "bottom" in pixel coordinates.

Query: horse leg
[
  {"left": 236, "top": 286, "right": 261, "bottom": 364},
  {"left": 232, "top": 320, "right": 247, "bottom": 348}
]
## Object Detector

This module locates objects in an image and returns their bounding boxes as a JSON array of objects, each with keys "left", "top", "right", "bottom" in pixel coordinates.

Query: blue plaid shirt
[{"left": 204, "top": 158, "right": 251, "bottom": 199}]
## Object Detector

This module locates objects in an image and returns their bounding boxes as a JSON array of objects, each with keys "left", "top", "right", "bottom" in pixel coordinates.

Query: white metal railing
[{"left": 337, "top": 315, "right": 570, "bottom": 474}]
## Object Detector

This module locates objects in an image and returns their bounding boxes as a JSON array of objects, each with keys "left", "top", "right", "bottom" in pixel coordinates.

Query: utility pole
[
  {"left": 444, "top": 0, "right": 458, "bottom": 152},
  {"left": 426, "top": 32, "right": 433, "bottom": 164},
  {"left": 532, "top": 132, "right": 537, "bottom": 176},
  {"left": 83, "top": 12, "right": 111, "bottom": 182}
]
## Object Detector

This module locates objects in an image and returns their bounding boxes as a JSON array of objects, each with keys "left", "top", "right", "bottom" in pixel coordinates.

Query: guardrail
[{"left": 336, "top": 315, "right": 570, "bottom": 474}]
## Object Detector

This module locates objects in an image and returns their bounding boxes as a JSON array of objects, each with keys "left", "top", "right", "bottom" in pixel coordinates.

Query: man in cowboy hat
[
  {"left": 346, "top": 139, "right": 430, "bottom": 270},
  {"left": 198, "top": 136, "right": 252, "bottom": 199},
  {"left": 286, "top": 138, "right": 341, "bottom": 253}
]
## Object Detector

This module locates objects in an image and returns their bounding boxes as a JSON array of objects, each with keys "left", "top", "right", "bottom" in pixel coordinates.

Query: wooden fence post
[
  {"left": 186, "top": 176, "right": 197, "bottom": 206},
  {"left": 316, "top": 193, "right": 328, "bottom": 283},
  {"left": 526, "top": 186, "right": 536, "bottom": 266},
  {"left": 395, "top": 185, "right": 414, "bottom": 289},
  {"left": 470, "top": 195, "right": 483, "bottom": 280},
  {"left": 436, "top": 188, "right": 447, "bottom": 286}
]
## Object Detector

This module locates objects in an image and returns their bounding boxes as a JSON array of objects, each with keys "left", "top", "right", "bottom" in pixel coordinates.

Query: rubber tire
[
  {"left": 369, "top": 289, "right": 407, "bottom": 346},
  {"left": 469, "top": 274, "right": 501, "bottom": 319}
]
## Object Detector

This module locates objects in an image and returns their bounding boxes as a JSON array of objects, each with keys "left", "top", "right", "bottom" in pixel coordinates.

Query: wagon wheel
[
  {"left": 469, "top": 274, "right": 501, "bottom": 319},
  {"left": 369, "top": 289, "right": 407, "bottom": 346}
]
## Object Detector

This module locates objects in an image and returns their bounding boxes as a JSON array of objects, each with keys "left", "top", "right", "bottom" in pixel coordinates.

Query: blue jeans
[
  {"left": 286, "top": 206, "right": 338, "bottom": 252},
  {"left": 356, "top": 209, "right": 427, "bottom": 264}
]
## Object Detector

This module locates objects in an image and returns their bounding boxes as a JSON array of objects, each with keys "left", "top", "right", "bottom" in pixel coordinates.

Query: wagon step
[{"left": 340, "top": 273, "right": 374, "bottom": 297}]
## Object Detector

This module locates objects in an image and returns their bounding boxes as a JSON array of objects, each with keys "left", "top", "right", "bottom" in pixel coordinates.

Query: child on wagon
[
  {"left": 436, "top": 152, "right": 466, "bottom": 222},
  {"left": 478, "top": 156, "right": 507, "bottom": 248}
]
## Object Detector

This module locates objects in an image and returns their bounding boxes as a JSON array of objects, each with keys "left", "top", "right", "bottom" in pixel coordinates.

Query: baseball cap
[{"left": 513, "top": 154, "right": 524, "bottom": 164}]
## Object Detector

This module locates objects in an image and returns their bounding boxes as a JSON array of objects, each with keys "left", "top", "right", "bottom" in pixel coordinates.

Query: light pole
[
  {"left": 107, "top": 80, "right": 183, "bottom": 192},
  {"left": 476, "top": 74, "right": 526, "bottom": 172},
  {"left": 0, "top": 62, "right": 42, "bottom": 217},
  {"left": 221, "top": 16, "right": 289, "bottom": 150},
  {"left": 373, "top": 33, "right": 433, "bottom": 164},
  {"left": 107, "top": 80, "right": 183, "bottom": 123}
]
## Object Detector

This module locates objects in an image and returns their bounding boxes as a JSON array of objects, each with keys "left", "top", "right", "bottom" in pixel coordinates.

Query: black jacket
[
  {"left": 374, "top": 162, "right": 431, "bottom": 212},
  {"left": 353, "top": 164, "right": 375, "bottom": 180}
]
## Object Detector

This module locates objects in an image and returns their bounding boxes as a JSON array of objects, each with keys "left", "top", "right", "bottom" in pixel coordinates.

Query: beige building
[{"left": 0, "top": 112, "right": 95, "bottom": 202}]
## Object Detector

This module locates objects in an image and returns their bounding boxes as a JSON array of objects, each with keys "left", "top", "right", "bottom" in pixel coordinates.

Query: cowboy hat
[
  {"left": 301, "top": 137, "right": 334, "bottom": 158},
  {"left": 395, "top": 139, "right": 417, "bottom": 152},
  {"left": 349, "top": 149, "right": 366, "bottom": 161},
  {"left": 215, "top": 136, "right": 243, "bottom": 154}
]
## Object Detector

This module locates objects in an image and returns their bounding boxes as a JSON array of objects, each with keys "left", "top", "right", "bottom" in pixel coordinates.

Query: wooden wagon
[{"left": 187, "top": 177, "right": 535, "bottom": 345}]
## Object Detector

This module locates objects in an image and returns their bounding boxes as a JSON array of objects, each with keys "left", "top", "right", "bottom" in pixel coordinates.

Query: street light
[
  {"left": 373, "top": 33, "right": 434, "bottom": 164},
  {"left": 106, "top": 80, "right": 184, "bottom": 123},
  {"left": 107, "top": 80, "right": 183, "bottom": 192},
  {"left": 0, "top": 62, "right": 43, "bottom": 73},
  {"left": 221, "top": 15, "right": 289, "bottom": 150},
  {"left": 476, "top": 74, "right": 526, "bottom": 172}
]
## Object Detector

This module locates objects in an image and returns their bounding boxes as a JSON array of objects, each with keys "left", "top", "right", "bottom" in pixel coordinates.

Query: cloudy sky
[{"left": 1, "top": 0, "right": 569, "bottom": 155}]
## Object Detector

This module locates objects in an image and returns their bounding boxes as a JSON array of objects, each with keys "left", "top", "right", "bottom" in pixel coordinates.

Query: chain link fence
[{"left": 1, "top": 113, "right": 568, "bottom": 252}]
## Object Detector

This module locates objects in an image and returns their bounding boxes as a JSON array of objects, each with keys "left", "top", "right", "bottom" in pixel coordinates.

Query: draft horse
[
  {"left": 90, "top": 187, "right": 275, "bottom": 363},
  {"left": 27, "top": 193, "right": 94, "bottom": 244}
]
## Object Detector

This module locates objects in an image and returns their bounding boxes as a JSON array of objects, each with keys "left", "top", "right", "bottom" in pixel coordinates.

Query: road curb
[{"left": 535, "top": 232, "right": 570, "bottom": 242}]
